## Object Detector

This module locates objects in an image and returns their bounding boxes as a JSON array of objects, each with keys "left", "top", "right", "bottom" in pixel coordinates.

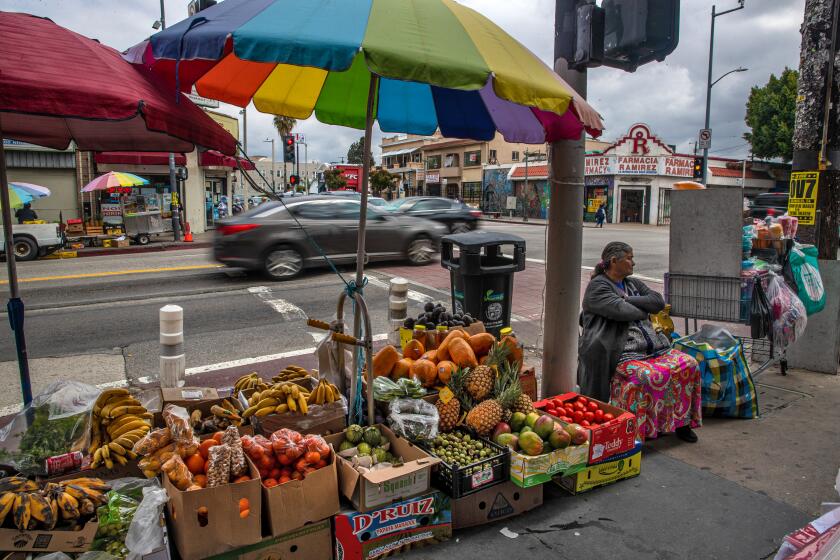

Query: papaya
[
  {"left": 403, "top": 339, "right": 425, "bottom": 361},
  {"left": 436, "top": 361, "right": 455, "bottom": 385},
  {"left": 410, "top": 359, "right": 438, "bottom": 388},
  {"left": 420, "top": 349, "right": 437, "bottom": 363},
  {"left": 392, "top": 358, "right": 414, "bottom": 380},
  {"left": 435, "top": 329, "right": 469, "bottom": 363},
  {"left": 372, "top": 345, "right": 400, "bottom": 377},
  {"left": 468, "top": 333, "right": 495, "bottom": 357},
  {"left": 449, "top": 337, "right": 478, "bottom": 368}
]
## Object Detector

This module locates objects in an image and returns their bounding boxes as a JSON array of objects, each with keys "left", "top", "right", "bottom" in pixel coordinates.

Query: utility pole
[
  {"left": 523, "top": 152, "right": 529, "bottom": 222},
  {"left": 159, "top": 1, "right": 182, "bottom": 242},
  {"left": 543, "top": 0, "right": 587, "bottom": 397},
  {"left": 793, "top": 0, "right": 840, "bottom": 258}
]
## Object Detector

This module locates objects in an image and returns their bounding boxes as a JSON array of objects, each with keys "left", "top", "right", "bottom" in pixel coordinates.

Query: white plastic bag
[
  {"left": 387, "top": 398, "right": 439, "bottom": 442},
  {"left": 125, "top": 484, "right": 169, "bottom": 560}
]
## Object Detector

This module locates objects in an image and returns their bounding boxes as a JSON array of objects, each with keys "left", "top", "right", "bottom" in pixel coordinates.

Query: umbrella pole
[
  {"left": 351, "top": 73, "right": 378, "bottom": 423},
  {"left": 0, "top": 122, "right": 33, "bottom": 405}
]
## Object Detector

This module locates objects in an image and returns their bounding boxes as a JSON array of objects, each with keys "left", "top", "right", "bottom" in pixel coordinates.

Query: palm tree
[{"left": 273, "top": 115, "right": 296, "bottom": 137}]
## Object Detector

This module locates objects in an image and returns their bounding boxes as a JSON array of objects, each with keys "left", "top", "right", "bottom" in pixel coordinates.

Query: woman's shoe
[{"left": 675, "top": 425, "right": 698, "bottom": 443}]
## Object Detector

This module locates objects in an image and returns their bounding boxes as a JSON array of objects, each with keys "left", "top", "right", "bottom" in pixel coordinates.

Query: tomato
[
  {"left": 587, "top": 401, "right": 599, "bottom": 411},
  {"left": 577, "top": 396, "right": 588, "bottom": 404},
  {"left": 574, "top": 401, "right": 586, "bottom": 411},
  {"left": 603, "top": 413, "right": 615, "bottom": 421},
  {"left": 572, "top": 410, "right": 585, "bottom": 423},
  {"left": 594, "top": 408, "right": 605, "bottom": 419},
  {"left": 584, "top": 411, "right": 595, "bottom": 422},
  {"left": 581, "top": 420, "right": 591, "bottom": 427},
  {"left": 546, "top": 407, "right": 557, "bottom": 416},
  {"left": 553, "top": 398, "right": 565, "bottom": 407}
]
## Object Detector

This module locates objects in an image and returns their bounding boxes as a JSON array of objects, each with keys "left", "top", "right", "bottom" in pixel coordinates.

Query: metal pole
[
  {"left": 523, "top": 153, "right": 529, "bottom": 222},
  {"left": 271, "top": 139, "right": 276, "bottom": 193},
  {"left": 305, "top": 142, "right": 309, "bottom": 192},
  {"left": 543, "top": 0, "right": 586, "bottom": 397},
  {"left": 702, "top": 5, "right": 716, "bottom": 185},
  {"left": 295, "top": 138, "right": 300, "bottom": 187},
  {"left": 158, "top": 0, "right": 166, "bottom": 29},
  {"left": 158, "top": 2, "right": 181, "bottom": 241},
  {"left": 0, "top": 124, "right": 32, "bottom": 405}
]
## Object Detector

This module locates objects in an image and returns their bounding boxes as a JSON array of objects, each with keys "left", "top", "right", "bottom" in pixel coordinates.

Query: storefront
[{"left": 426, "top": 171, "right": 441, "bottom": 196}]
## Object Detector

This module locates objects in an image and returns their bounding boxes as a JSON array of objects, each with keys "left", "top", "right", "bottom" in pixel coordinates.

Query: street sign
[
  {"left": 698, "top": 129, "right": 712, "bottom": 149},
  {"left": 186, "top": 92, "right": 220, "bottom": 108},
  {"left": 294, "top": 133, "right": 305, "bottom": 143},
  {"left": 788, "top": 171, "right": 820, "bottom": 225}
]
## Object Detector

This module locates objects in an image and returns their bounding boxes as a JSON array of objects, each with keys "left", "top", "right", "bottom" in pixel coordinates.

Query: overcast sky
[{"left": 3, "top": 0, "right": 805, "bottom": 163}]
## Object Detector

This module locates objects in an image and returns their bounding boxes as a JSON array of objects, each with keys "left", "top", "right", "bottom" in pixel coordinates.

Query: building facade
[{"left": 4, "top": 140, "right": 79, "bottom": 222}]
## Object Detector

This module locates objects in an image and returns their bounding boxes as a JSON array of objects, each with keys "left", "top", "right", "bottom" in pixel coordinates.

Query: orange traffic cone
[{"left": 184, "top": 221, "right": 193, "bottom": 242}]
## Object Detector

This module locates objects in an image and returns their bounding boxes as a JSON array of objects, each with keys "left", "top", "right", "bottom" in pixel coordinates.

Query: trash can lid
[{"left": 441, "top": 230, "right": 526, "bottom": 249}]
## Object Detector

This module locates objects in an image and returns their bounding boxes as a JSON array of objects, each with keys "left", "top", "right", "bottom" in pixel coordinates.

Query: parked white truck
[{"left": 0, "top": 223, "right": 64, "bottom": 261}]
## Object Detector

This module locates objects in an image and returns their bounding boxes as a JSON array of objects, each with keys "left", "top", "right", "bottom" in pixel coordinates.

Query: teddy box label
[{"left": 363, "top": 470, "right": 429, "bottom": 509}]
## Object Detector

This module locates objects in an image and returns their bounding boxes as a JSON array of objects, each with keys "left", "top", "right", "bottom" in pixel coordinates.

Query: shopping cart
[{"left": 664, "top": 273, "right": 786, "bottom": 375}]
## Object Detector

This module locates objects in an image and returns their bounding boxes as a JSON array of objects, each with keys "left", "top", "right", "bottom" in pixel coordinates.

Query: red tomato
[
  {"left": 546, "top": 408, "right": 557, "bottom": 417},
  {"left": 581, "top": 420, "right": 591, "bottom": 427},
  {"left": 594, "top": 409, "right": 605, "bottom": 419},
  {"left": 587, "top": 401, "right": 599, "bottom": 411},
  {"left": 574, "top": 402, "right": 585, "bottom": 412},
  {"left": 572, "top": 410, "right": 585, "bottom": 423},
  {"left": 552, "top": 398, "right": 565, "bottom": 407},
  {"left": 604, "top": 413, "right": 615, "bottom": 421},
  {"left": 577, "top": 396, "right": 588, "bottom": 404},
  {"left": 556, "top": 407, "right": 567, "bottom": 417},
  {"left": 584, "top": 411, "right": 595, "bottom": 422}
]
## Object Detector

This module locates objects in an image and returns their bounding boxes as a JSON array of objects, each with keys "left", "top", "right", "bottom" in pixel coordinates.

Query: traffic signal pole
[{"left": 542, "top": 0, "right": 587, "bottom": 397}]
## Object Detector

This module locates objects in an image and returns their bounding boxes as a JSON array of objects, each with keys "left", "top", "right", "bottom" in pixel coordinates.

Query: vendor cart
[
  {"left": 124, "top": 210, "right": 172, "bottom": 245},
  {"left": 666, "top": 188, "right": 788, "bottom": 375}
]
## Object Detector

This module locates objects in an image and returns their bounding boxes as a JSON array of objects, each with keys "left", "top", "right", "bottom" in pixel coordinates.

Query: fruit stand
[{"left": 0, "top": 295, "right": 642, "bottom": 560}]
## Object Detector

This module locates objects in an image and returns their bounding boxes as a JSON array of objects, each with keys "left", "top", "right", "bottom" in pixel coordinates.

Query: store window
[
  {"left": 489, "top": 149, "right": 498, "bottom": 164},
  {"left": 512, "top": 151, "right": 520, "bottom": 162},
  {"left": 462, "top": 182, "right": 482, "bottom": 206},
  {"left": 446, "top": 183, "right": 459, "bottom": 199},
  {"left": 444, "top": 153, "right": 459, "bottom": 168},
  {"left": 426, "top": 155, "right": 441, "bottom": 169},
  {"left": 413, "top": 152, "right": 422, "bottom": 163},
  {"left": 464, "top": 151, "right": 481, "bottom": 167}
]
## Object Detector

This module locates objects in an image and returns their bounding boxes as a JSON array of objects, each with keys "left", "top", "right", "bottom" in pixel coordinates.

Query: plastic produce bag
[
  {"left": 270, "top": 428, "right": 304, "bottom": 461},
  {"left": 316, "top": 319, "right": 354, "bottom": 396},
  {"left": 387, "top": 398, "right": 439, "bottom": 442},
  {"left": 162, "top": 405, "right": 198, "bottom": 457},
  {"left": 92, "top": 477, "right": 167, "bottom": 560},
  {"left": 766, "top": 274, "right": 808, "bottom": 355},
  {"left": 788, "top": 244, "right": 826, "bottom": 316},
  {"left": 0, "top": 380, "right": 99, "bottom": 475},
  {"left": 373, "top": 377, "right": 427, "bottom": 402}
]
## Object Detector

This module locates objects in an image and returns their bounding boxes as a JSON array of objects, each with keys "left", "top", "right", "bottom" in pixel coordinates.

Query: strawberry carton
[{"left": 534, "top": 393, "right": 636, "bottom": 465}]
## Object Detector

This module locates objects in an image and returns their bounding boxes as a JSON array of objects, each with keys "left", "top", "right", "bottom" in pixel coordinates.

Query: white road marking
[{"left": 247, "top": 286, "right": 307, "bottom": 319}]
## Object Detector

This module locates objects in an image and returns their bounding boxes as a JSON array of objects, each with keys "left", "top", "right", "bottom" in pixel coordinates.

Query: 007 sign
[{"left": 787, "top": 171, "right": 820, "bottom": 225}]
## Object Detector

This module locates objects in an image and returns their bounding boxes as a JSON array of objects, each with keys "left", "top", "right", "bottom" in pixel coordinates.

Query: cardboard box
[
  {"left": 451, "top": 480, "right": 543, "bottom": 529},
  {"left": 0, "top": 520, "right": 98, "bottom": 553},
  {"left": 535, "top": 392, "right": 637, "bottom": 465},
  {"left": 518, "top": 367, "right": 537, "bottom": 401},
  {"left": 253, "top": 403, "right": 346, "bottom": 437},
  {"left": 161, "top": 387, "right": 220, "bottom": 407},
  {"left": 263, "top": 447, "right": 340, "bottom": 536},
  {"left": 324, "top": 425, "right": 440, "bottom": 513},
  {"left": 164, "top": 457, "right": 262, "bottom": 560},
  {"left": 509, "top": 442, "right": 589, "bottom": 488},
  {"left": 334, "top": 491, "right": 451, "bottom": 560},
  {"left": 554, "top": 446, "right": 642, "bottom": 495},
  {"left": 207, "top": 520, "right": 333, "bottom": 560}
]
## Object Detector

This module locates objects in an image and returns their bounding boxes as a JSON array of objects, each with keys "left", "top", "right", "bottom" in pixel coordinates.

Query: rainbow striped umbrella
[
  {"left": 9, "top": 182, "right": 51, "bottom": 199},
  {"left": 82, "top": 171, "right": 149, "bottom": 192},
  {"left": 130, "top": 0, "right": 603, "bottom": 142},
  {"left": 0, "top": 185, "right": 35, "bottom": 209}
]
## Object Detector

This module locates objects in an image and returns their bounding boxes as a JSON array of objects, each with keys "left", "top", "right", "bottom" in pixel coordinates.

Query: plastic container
[
  {"left": 420, "top": 433, "right": 510, "bottom": 498},
  {"left": 435, "top": 325, "right": 449, "bottom": 348}
]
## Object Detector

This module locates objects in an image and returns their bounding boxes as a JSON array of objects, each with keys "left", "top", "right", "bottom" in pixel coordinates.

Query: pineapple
[
  {"left": 465, "top": 376, "right": 519, "bottom": 436},
  {"left": 465, "top": 342, "right": 509, "bottom": 401},
  {"left": 511, "top": 392, "right": 535, "bottom": 415},
  {"left": 437, "top": 368, "right": 467, "bottom": 432}
]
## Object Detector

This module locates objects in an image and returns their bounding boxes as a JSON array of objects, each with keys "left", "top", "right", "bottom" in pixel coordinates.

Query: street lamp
[
  {"left": 264, "top": 138, "right": 275, "bottom": 193},
  {"left": 701, "top": 1, "right": 746, "bottom": 185}
]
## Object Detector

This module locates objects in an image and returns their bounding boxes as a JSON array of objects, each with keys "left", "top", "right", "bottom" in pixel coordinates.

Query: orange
[
  {"left": 193, "top": 474, "right": 208, "bottom": 488},
  {"left": 263, "top": 478, "right": 278, "bottom": 488},
  {"left": 239, "top": 509, "right": 250, "bottom": 519},
  {"left": 233, "top": 475, "right": 250, "bottom": 483},
  {"left": 239, "top": 498, "right": 249, "bottom": 512},
  {"left": 212, "top": 431, "right": 224, "bottom": 443},
  {"left": 198, "top": 439, "right": 218, "bottom": 460},
  {"left": 186, "top": 454, "right": 205, "bottom": 476}
]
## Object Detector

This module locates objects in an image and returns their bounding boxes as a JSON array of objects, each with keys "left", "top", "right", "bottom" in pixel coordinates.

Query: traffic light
[
  {"left": 283, "top": 135, "right": 296, "bottom": 164},
  {"left": 289, "top": 174, "right": 300, "bottom": 188},
  {"left": 573, "top": 4, "right": 605, "bottom": 69},
  {"left": 692, "top": 157, "right": 704, "bottom": 180},
  {"left": 188, "top": 0, "right": 217, "bottom": 16},
  {"left": 603, "top": 0, "right": 679, "bottom": 71}
]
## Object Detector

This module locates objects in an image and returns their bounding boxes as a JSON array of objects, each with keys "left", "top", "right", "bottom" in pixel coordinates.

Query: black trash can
[{"left": 440, "top": 231, "right": 526, "bottom": 338}]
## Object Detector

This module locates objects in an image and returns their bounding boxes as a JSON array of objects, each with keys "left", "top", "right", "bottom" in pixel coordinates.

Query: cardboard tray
[
  {"left": 324, "top": 425, "right": 440, "bottom": 513},
  {"left": 554, "top": 445, "right": 642, "bottom": 495},
  {"left": 0, "top": 520, "right": 99, "bottom": 553},
  {"left": 535, "top": 392, "right": 637, "bottom": 465},
  {"left": 508, "top": 442, "right": 589, "bottom": 488},
  {"left": 206, "top": 519, "right": 333, "bottom": 560},
  {"left": 263, "top": 445, "right": 340, "bottom": 536}
]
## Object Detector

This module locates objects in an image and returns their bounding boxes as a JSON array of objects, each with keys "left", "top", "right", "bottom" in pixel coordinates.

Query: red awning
[
  {"left": 95, "top": 151, "right": 186, "bottom": 166},
  {"left": 200, "top": 150, "right": 255, "bottom": 170}
]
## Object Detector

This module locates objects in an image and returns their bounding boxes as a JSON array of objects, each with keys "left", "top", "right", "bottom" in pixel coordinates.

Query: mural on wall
[
  {"left": 515, "top": 180, "right": 550, "bottom": 219},
  {"left": 482, "top": 167, "right": 513, "bottom": 214}
]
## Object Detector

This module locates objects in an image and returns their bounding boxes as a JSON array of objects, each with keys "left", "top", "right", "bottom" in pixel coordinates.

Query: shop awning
[
  {"left": 95, "top": 151, "right": 186, "bottom": 166},
  {"left": 382, "top": 146, "right": 420, "bottom": 157},
  {"left": 511, "top": 164, "right": 548, "bottom": 179},
  {"left": 200, "top": 150, "right": 255, "bottom": 170}
]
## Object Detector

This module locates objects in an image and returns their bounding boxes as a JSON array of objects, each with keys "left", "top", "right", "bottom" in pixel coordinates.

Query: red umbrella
[{"left": 0, "top": 11, "right": 238, "bottom": 405}]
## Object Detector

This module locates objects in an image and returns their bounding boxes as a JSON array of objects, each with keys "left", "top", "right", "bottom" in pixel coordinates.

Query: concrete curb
[
  {"left": 75, "top": 241, "right": 212, "bottom": 258},
  {"left": 480, "top": 217, "right": 604, "bottom": 227}
]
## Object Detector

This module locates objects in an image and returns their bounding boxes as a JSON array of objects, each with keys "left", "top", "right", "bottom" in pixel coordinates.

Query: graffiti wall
[
  {"left": 515, "top": 180, "right": 550, "bottom": 219},
  {"left": 481, "top": 167, "right": 513, "bottom": 214}
]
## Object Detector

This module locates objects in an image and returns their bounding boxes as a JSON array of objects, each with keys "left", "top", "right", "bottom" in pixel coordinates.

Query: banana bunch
[
  {"left": 190, "top": 399, "right": 244, "bottom": 434},
  {"left": 0, "top": 476, "right": 109, "bottom": 530},
  {"left": 307, "top": 379, "right": 342, "bottom": 406},
  {"left": 242, "top": 382, "right": 310, "bottom": 417},
  {"left": 89, "top": 389, "right": 151, "bottom": 469},
  {"left": 233, "top": 373, "right": 269, "bottom": 396},
  {"left": 272, "top": 365, "right": 311, "bottom": 383}
]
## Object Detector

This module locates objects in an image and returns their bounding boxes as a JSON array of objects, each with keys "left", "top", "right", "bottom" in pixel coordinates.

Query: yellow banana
[
  {"left": 101, "top": 398, "right": 140, "bottom": 418},
  {"left": 108, "top": 405, "right": 146, "bottom": 419},
  {"left": 254, "top": 405, "right": 275, "bottom": 417},
  {"left": 93, "top": 388, "right": 130, "bottom": 415},
  {"left": 30, "top": 493, "right": 54, "bottom": 528},
  {"left": 62, "top": 478, "right": 109, "bottom": 492},
  {"left": 113, "top": 454, "right": 127, "bottom": 466},
  {"left": 91, "top": 447, "right": 103, "bottom": 468},
  {"left": 78, "top": 498, "right": 95, "bottom": 516},
  {"left": 274, "top": 404, "right": 289, "bottom": 414},
  {"left": 0, "top": 477, "right": 37, "bottom": 494},
  {"left": 101, "top": 444, "right": 110, "bottom": 461},
  {"left": 0, "top": 492, "right": 16, "bottom": 524},
  {"left": 297, "top": 394, "right": 308, "bottom": 415},
  {"left": 48, "top": 497, "right": 58, "bottom": 529},
  {"left": 286, "top": 395, "right": 297, "bottom": 412},
  {"left": 108, "top": 442, "right": 126, "bottom": 456},
  {"left": 13, "top": 493, "right": 31, "bottom": 530},
  {"left": 110, "top": 420, "right": 149, "bottom": 439},
  {"left": 57, "top": 492, "right": 80, "bottom": 520}
]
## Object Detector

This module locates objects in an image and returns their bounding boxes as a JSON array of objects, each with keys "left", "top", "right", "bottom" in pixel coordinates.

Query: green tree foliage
[
  {"left": 347, "top": 137, "right": 374, "bottom": 165},
  {"left": 272, "top": 115, "right": 297, "bottom": 137},
  {"left": 743, "top": 68, "right": 797, "bottom": 162},
  {"left": 369, "top": 167, "right": 396, "bottom": 196},
  {"left": 324, "top": 168, "right": 348, "bottom": 191}
]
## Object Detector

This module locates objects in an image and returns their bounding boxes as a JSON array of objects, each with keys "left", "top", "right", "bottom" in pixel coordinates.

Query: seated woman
[{"left": 578, "top": 241, "right": 702, "bottom": 443}]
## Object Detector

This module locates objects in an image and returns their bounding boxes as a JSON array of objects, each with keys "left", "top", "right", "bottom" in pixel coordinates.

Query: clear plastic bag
[
  {"left": 270, "top": 428, "right": 304, "bottom": 461},
  {"left": 387, "top": 398, "right": 439, "bottom": 442},
  {"left": 162, "top": 405, "right": 198, "bottom": 457},
  {"left": 90, "top": 477, "right": 167, "bottom": 560},
  {"left": 373, "top": 377, "right": 427, "bottom": 402},
  {"left": 766, "top": 274, "right": 808, "bottom": 355},
  {"left": 0, "top": 380, "right": 99, "bottom": 475}
]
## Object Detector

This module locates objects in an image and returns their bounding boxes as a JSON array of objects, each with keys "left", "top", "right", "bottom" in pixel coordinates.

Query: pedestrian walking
[{"left": 595, "top": 203, "right": 606, "bottom": 228}]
